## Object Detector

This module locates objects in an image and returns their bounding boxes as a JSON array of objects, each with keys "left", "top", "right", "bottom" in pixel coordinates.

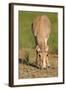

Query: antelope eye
[
  {"left": 47, "top": 53, "right": 48, "bottom": 56},
  {"left": 39, "top": 53, "right": 42, "bottom": 57},
  {"left": 39, "top": 54, "right": 41, "bottom": 57}
]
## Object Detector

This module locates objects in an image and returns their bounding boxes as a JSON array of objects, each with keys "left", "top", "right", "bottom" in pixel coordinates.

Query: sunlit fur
[{"left": 32, "top": 15, "right": 51, "bottom": 69}]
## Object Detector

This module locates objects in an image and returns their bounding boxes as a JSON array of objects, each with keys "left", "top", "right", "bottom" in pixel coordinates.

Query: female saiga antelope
[{"left": 32, "top": 15, "right": 51, "bottom": 69}]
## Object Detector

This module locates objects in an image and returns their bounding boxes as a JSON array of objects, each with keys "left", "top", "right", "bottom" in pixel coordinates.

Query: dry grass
[{"left": 19, "top": 48, "right": 58, "bottom": 79}]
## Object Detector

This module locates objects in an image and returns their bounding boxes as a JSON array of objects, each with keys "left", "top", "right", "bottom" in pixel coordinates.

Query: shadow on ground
[
  {"left": 19, "top": 58, "right": 39, "bottom": 69},
  {"left": 19, "top": 54, "right": 58, "bottom": 79}
]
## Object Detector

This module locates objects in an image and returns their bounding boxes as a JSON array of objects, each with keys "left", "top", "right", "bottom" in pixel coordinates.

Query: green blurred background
[{"left": 19, "top": 11, "right": 58, "bottom": 54}]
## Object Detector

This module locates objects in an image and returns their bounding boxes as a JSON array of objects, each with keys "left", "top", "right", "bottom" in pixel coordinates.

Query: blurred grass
[{"left": 19, "top": 11, "right": 58, "bottom": 54}]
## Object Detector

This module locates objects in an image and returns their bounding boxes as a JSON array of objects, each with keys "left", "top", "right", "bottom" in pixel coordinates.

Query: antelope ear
[{"left": 36, "top": 45, "right": 41, "bottom": 52}]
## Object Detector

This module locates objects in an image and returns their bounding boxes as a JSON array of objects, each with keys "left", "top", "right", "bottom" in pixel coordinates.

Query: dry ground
[{"left": 19, "top": 48, "right": 58, "bottom": 79}]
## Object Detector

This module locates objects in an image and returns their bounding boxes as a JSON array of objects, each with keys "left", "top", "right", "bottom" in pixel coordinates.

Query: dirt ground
[{"left": 19, "top": 48, "right": 58, "bottom": 79}]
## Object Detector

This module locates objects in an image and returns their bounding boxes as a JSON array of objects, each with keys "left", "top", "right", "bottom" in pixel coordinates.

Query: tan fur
[{"left": 32, "top": 15, "right": 51, "bottom": 69}]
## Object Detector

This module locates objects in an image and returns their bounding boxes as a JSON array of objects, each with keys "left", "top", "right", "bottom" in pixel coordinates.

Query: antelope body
[{"left": 32, "top": 15, "right": 51, "bottom": 69}]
